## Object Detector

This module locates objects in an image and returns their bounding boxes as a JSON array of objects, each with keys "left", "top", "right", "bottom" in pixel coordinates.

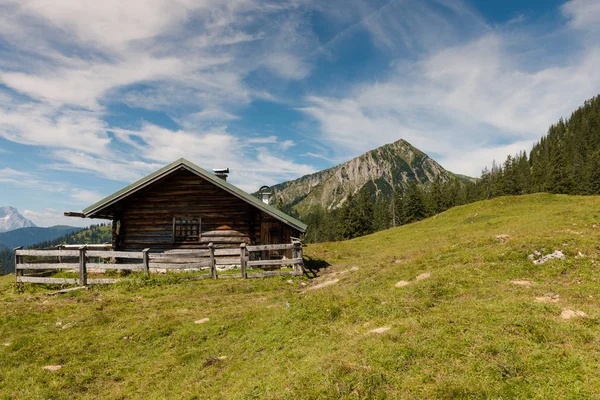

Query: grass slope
[{"left": 2, "top": 193, "right": 600, "bottom": 398}]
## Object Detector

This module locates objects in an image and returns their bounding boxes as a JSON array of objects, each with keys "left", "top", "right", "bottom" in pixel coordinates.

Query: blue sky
[{"left": 0, "top": 0, "right": 600, "bottom": 227}]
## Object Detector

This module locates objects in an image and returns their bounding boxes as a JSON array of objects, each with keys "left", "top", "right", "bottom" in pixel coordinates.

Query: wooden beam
[
  {"left": 247, "top": 258, "right": 303, "bottom": 267},
  {"left": 247, "top": 244, "right": 295, "bottom": 252},
  {"left": 16, "top": 249, "right": 79, "bottom": 257},
  {"left": 64, "top": 212, "right": 86, "bottom": 218},
  {"left": 142, "top": 248, "right": 150, "bottom": 277},
  {"left": 209, "top": 243, "right": 216, "bottom": 279},
  {"left": 13, "top": 246, "right": 23, "bottom": 283},
  {"left": 17, "top": 277, "right": 77, "bottom": 284},
  {"left": 17, "top": 263, "right": 78, "bottom": 270},
  {"left": 79, "top": 246, "right": 87, "bottom": 287},
  {"left": 240, "top": 243, "right": 247, "bottom": 279}
]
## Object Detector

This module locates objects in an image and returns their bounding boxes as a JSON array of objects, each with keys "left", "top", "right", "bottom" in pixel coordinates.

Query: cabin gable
[{"left": 111, "top": 168, "right": 300, "bottom": 251}]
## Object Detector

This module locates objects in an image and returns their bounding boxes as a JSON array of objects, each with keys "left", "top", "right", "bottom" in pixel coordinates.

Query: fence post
[
  {"left": 240, "top": 243, "right": 247, "bottom": 279},
  {"left": 142, "top": 248, "right": 150, "bottom": 277},
  {"left": 79, "top": 245, "right": 87, "bottom": 287},
  {"left": 293, "top": 240, "right": 303, "bottom": 276},
  {"left": 56, "top": 245, "right": 63, "bottom": 264},
  {"left": 13, "top": 246, "right": 23, "bottom": 283},
  {"left": 209, "top": 243, "right": 216, "bottom": 279}
]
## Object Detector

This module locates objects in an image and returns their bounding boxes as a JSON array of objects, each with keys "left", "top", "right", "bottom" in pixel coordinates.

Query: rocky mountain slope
[
  {"left": 0, "top": 206, "right": 36, "bottom": 232},
  {"left": 266, "top": 139, "right": 473, "bottom": 214}
]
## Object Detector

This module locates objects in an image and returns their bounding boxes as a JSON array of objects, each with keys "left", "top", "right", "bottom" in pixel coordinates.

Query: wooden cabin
[{"left": 65, "top": 159, "right": 307, "bottom": 253}]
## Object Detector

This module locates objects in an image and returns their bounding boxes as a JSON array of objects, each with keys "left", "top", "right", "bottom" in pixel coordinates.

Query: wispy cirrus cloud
[
  {"left": 301, "top": 0, "right": 600, "bottom": 176},
  {"left": 0, "top": 0, "right": 319, "bottom": 196}
]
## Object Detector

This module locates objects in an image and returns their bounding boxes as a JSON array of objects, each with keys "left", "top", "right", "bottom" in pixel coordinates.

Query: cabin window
[{"left": 173, "top": 216, "right": 201, "bottom": 242}]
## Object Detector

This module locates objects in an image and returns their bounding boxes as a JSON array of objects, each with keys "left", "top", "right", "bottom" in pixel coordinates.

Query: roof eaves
[{"left": 82, "top": 158, "right": 308, "bottom": 233}]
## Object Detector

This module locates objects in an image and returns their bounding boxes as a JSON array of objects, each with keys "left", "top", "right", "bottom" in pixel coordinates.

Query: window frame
[{"left": 172, "top": 215, "right": 201, "bottom": 243}]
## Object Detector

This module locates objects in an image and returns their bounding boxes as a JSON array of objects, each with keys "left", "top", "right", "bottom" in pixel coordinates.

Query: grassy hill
[{"left": 1, "top": 194, "right": 600, "bottom": 398}]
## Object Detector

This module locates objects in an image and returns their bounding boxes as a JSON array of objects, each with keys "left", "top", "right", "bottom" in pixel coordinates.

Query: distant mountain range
[
  {"left": 0, "top": 207, "right": 83, "bottom": 249},
  {"left": 0, "top": 206, "right": 36, "bottom": 232},
  {"left": 0, "top": 225, "right": 84, "bottom": 249},
  {"left": 263, "top": 139, "right": 474, "bottom": 215}
]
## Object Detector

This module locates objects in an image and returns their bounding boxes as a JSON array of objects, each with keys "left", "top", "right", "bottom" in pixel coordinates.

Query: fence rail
[{"left": 14, "top": 240, "right": 303, "bottom": 286}]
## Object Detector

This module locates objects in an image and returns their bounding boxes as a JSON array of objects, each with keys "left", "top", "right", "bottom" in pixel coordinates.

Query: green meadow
[{"left": 2, "top": 193, "right": 600, "bottom": 399}]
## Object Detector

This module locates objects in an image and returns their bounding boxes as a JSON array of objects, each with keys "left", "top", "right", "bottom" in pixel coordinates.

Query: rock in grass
[
  {"left": 530, "top": 250, "right": 566, "bottom": 265},
  {"left": 561, "top": 309, "right": 587, "bottom": 320},
  {"left": 415, "top": 272, "right": 431, "bottom": 281},
  {"left": 395, "top": 280, "right": 410, "bottom": 288},
  {"left": 195, "top": 318, "right": 210, "bottom": 324},
  {"left": 369, "top": 327, "right": 390, "bottom": 334},
  {"left": 43, "top": 365, "right": 62, "bottom": 371},
  {"left": 510, "top": 280, "right": 534, "bottom": 287},
  {"left": 495, "top": 234, "right": 510, "bottom": 243},
  {"left": 535, "top": 296, "right": 560, "bottom": 303}
]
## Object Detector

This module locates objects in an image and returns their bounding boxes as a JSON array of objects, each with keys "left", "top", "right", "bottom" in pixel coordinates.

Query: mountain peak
[
  {"left": 0, "top": 207, "right": 36, "bottom": 233},
  {"left": 266, "top": 139, "right": 472, "bottom": 214}
]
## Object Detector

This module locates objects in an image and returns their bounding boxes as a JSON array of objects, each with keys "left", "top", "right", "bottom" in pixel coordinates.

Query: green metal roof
[{"left": 82, "top": 158, "right": 307, "bottom": 233}]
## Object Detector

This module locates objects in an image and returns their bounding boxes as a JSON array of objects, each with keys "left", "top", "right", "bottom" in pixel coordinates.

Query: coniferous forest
[{"left": 301, "top": 94, "right": 600, "bottom": 242}]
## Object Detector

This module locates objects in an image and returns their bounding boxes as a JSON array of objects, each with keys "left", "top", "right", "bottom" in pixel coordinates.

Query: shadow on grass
[{"left": 302, "top": 255, "right": 331, "bottom": 278}]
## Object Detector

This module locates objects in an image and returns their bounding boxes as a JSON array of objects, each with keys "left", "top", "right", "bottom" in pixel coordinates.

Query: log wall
[{"left": 114, "top": 169, "right": 300, "bottom": 252}]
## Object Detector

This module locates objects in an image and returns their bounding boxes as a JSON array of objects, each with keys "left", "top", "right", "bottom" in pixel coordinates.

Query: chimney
[
  {"left": 212, "top": 168, "right": 229, "bottom": 181},
  {"left": 258, "top": 185, "right": 272, "bottom": 204}
]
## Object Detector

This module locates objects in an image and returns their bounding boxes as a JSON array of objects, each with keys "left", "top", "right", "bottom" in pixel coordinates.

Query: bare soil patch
[
  {"left": 307, "top": 279, "right": 340, "bottom": 291},
  {"left": 561, "top": 309, "right": 587, "bottom": 320},
  {"left": 368, "top": 327, "right": 390, "bottom": 334},
  {"left": 415, "top": 272, "right": 431, "bottom": 281},
  {"left": 510, "top": 280, "right": 535, "bottom": 287}
]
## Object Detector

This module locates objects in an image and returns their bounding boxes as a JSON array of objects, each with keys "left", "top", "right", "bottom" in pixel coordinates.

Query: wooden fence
[{"left": 14, "top": 241, "right": 303, "bottom": 286}]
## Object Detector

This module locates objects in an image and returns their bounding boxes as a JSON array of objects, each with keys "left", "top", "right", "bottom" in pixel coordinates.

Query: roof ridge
[{"left": 79, "top": 159, "right": 307, "bottom": 233}]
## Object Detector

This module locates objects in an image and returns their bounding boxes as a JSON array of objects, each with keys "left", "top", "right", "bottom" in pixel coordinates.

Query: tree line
[{"left": 302, "top": 94, "right": 600, "bottom": 242}]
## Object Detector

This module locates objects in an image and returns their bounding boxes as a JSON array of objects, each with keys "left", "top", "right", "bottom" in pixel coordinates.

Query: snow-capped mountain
[{"left": 0, "top": 206, "right": 36, "bottom": 232}]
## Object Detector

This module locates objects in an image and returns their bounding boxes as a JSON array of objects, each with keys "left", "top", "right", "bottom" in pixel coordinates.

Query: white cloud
[
  {"left": 0, "top": 167, "right": 65, "bottom": 192},
  {"left": 0, "top": 101, "right": 110, "bottom": 154},
  {"left": 248, "top": 136, "right": 278, "bottom": 144},
  {"left": 280, "top": 140, "right": 295, "bottom": 151},
  {"left": 70, "top": 189, "right": 103, "bottom": 204},
  {"left": 22, "top": 208, "right": 89, "bottom": 228},
  {"left": 0, "top": 0, "right": 321, "bottom": 193},
  {"left": 301, "top": 12, "right": 600, "bottom": 177},
  {"left": 562, "top": 0, "right": 600, "bottom": 30}
]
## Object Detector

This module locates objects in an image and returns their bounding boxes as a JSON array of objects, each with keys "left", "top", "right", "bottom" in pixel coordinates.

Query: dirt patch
[
  {"left": 195, "top": 318, "right": 210, "bottom": 324},
  {"left": 495, "top": 234, "right": 510, "bottom": 243},
  {"left": 561, "top": 229, "right": 582, "bottom": 235},
  {"left": 43, "top": 365, "right": 62, "bottom": 371},
  {"left": 369, "top": 327, "right": 390, "bottom": 334},
  {"left": 535, "top": 293, "right": 560, "bottom": 303},
  {"left": 204, "top": 357, "right": 225, "bottom": 367},
  {"left": 307, "top": 279, "right": 340, "bottom": 291},
  {"left": 510, "top": 280, "right": 535, "bottom": 287},
  {"left": 415, "top": 272, "right": 431, "bottom": 281},
  {"left": 394, "top": 280, "right": 410, "bottom": 288},
  {"left": 561, "top": 309, "right": 587, "bottom": 320}
]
